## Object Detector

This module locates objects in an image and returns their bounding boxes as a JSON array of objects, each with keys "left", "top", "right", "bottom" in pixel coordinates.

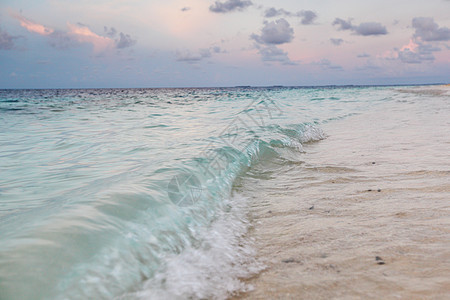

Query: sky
[{"left": 0, "top": 0, "right": 449, "bottom": 88}]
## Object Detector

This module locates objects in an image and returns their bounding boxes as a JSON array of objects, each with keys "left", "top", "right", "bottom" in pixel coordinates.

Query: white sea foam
[
  {"left": 121, "top": 194, "right": 264, "bottom": 300},
  {"left": 299, "top": 124, "right": 327, "bottom": 143},
  {"left": 280, "top": 137, "right": 304, "bottom": 151}
]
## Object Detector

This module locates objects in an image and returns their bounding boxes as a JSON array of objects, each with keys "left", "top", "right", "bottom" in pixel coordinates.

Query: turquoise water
[{"left": 0, "top": 86, "right": 406, "bottom": 299}]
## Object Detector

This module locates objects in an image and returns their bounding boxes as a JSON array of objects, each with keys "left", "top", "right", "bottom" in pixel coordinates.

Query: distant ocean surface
[{"left": 0, "top": 86, "right": 447, "bottom": 299}]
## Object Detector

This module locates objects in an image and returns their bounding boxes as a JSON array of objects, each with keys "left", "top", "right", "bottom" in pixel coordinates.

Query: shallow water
[{"left": 0, "top": 86, "right": 448, "bottom": 299}]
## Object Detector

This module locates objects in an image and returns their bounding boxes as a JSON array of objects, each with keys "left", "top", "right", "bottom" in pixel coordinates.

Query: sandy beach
[{"left": 233, "top": 86, "right": 450, "bottom": 299}]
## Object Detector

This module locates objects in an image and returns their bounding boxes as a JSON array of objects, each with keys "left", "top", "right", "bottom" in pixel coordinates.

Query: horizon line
[{"left": 0, "top": 82, "right": 447, "bottom": 91}]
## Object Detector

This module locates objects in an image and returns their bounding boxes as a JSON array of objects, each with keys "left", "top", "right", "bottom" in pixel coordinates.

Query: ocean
[{"left": 0, "top": 85, "right": 449, "bottom": 299}]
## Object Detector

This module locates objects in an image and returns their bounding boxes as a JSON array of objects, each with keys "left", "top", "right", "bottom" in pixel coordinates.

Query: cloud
[
  {"left": 66, "top": 22, "right": 115, "bottom": 52},
  {"left": 0, "top": 27, "right": 19, "bottom": 50},
  {"left": 181, "top": 7, "right": 191, "bottom": 12},
  {"left": 251, "top": 18, "right": 294, "bottom": 45},
  {"left": 176, "top": 46, "right": 224, "bottom": 63},
  {"left": 390, "top": 18, "right": 448, "bottom": 64},
  {"left": 250, "top": 19, "right": 295, "bottom": 64},
  {"left": 12, "top": 13, "right": 136, "bottom": 53},
  {"left": 353, "top": 22, "right": 388, "bottom": 36},
  {"left": 357, "top": 53, "right": 370, "bottom": 58},
  {"left": 355, "top": 64, "right": 382, "bottom": 72},
  {"left": 103, "top": 26, "right": 137, "bottom": 49},
  {"left": 255, "top": 44, "right": 295, "bottom": 65},
  {"left": 397, "top": 49, "right": 426, "bottom": 64},
  {"left": 47, "top": 30, "right": 78, "bottom": 49},
  {"left": 264, "top": 8, "right": 291, "bottom": 18},
  {"left": 116, "top": 32, "right": 137, "bottom": 49},
  {"left": 259, "top": 45, "right": 286, "bottom": 61},
  {"left": 209, "top": 0, "right": 252, "bottom": 13},
  {"left": 332, "top": 18, "right": 353, "bottom": 31},
  {"left": 264, "top": 8, "right": 317, "bottom": 25},
  {"left": 396, "top": 40, "right": 441, "bottom": 64},
  {"left": 12, "top": 13, "right": 54, "bottom": 36},
  {"left": 330, "top": 38, "right": 344, "bottom": 46},
  {"left": 104, "top": 26, "right": 117, "bottom": 38},
  {"left": 297, "top": 10, "right": 317, "bottom": 25},
  {"left": 314, "top": 59, "right": 344, "bottom": 71},
  {"left": 211, "top": 46, "right": 225, "bottom": 53},
  {"left": 412, "top": 17, "right": 450, "bottom": 41},
  {"left": 176, "top": 49, "right": 211, "bottom": 62},
  {"left": 333, "top": 18, "right": 388, "bottom": 36}
]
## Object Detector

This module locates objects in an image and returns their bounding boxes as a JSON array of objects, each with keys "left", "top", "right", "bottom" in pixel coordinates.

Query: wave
[
  {"left": 122, "top": 194, "right": 263, "bottom": 300},
  {"left": 120, "top": 122, "right": 327, "bottom": 299},
  {"left": 94, "top": 123, "right": 324, "bottom": 299},
  {"left": 0, "top": 112, "right": 326, "bottom": 299}
]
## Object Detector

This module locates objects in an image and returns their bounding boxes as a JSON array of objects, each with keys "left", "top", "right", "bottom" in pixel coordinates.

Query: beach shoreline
[
  {"left": 233, "top": 86, "right": 450, "bottom": 299},
  {"left": 1, "top": 86, "right": 448, "bottom": 299}
]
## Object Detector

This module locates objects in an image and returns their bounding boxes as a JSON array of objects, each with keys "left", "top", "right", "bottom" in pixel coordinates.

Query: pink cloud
[
  {"left": 11, "top": 12, "right": 119, "bottom": 53},
  {"left": 12, "top": 13, "right": 54, "bottom": 36},
  {"left": 66, "top": 23, "right": 114, "bottom": 53},
  {"left": 400, "top": 39, "right": 419, "bottom": 52}
]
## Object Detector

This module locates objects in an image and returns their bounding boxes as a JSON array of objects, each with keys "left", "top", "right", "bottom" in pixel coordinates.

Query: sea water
[{"left": 0, "top": 86, "right": 447, "bottom": 299}]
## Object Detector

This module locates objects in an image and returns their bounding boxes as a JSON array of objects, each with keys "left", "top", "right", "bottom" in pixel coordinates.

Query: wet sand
[{"left": 233, "top": 86, "right": 450, "bottom": 299}]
